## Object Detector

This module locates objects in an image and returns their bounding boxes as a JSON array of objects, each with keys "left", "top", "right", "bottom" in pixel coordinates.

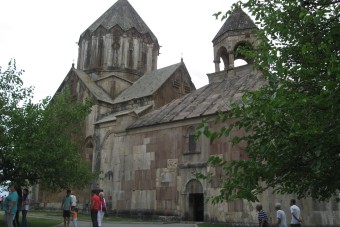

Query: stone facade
[{"left": 33, "top": 1, "right": 340, "bottom": 226}]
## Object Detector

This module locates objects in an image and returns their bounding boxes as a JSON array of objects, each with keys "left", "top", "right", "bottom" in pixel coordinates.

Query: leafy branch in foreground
[{"left": 197, "top": 0, "right": 340, "bottom": 202}]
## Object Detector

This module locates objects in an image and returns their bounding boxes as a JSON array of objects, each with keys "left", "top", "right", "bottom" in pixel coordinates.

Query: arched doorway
[{"left": 186, "top": 179, "right": 204, "bottom": 221}]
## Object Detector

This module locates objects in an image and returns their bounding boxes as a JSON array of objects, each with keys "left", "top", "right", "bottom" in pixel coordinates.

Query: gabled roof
[
  {"left": 95, "top": 104, "right": 152, "bottom": 124},
  {"left": 81, "top": 0, "right": 157, "bottom": 43},
  {"left": 128, "top": 65, "right": 265, "bottom": 129},
  {"left": 113, "top": 62, "right": 185, "bottom": 104},
  {"left": 212, "top": 8, "right": 257, "bottom": 42},
  {"left": 72, "top": 69, "right": 114, "bottom": 104}
]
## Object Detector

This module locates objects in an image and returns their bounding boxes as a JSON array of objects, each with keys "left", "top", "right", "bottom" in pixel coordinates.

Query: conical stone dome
[
  {"left": 81, "top": 0, "right": 157, "bottom": 43},
  {"left": 77, "top": 0, "right": 159, "bottom": 75}
]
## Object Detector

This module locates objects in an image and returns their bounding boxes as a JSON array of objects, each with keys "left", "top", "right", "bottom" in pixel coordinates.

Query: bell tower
[{"left": 212, "top": 8, "right": 258, "bottom": 72}]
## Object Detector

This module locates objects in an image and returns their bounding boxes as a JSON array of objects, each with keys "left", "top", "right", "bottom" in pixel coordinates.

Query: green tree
[
  {"left": 198, "top": 0, "right": 340, "bottom": 202},
  {"left": 0, "top": 59, "right": 95, "bottom": 190}
]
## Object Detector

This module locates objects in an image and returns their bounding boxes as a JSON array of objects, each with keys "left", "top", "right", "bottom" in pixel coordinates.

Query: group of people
[
  {"left": 61, "top": 189, "right": 106, "bottom": 227},
  {"left": 4, "top": 185, "right": 301, "bottom": 227},
  {"left": 90, "top": 190, "right": 107, "bottom": 227},
  {"left": 256, "top": 199, "right": 302, "bottom": 227},
  {"left": 2, "top": 183, "right": 30, "bottom": 227}
]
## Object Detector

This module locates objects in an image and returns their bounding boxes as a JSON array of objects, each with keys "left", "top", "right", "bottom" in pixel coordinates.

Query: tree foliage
[
  {"left": 198, "top": 0, "right": 340, "bottom": 202},
  {"left": 0, "top": 59, "right": 95, "bottom": 191}
]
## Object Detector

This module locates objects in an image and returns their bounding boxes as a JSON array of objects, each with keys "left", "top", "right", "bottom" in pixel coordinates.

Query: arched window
[
  {"left": 97, "top": 37, "right": 104, "bottom": 68},
  {"left": 69, "top": 78, "right": 77, "bottom": 100},
  {"left": 84, "top": 137, "right": 94, "bottom": 163},
  {"left": 189, "top": 135, "right": 196, "bottom": 153},
  {"left": 112, "top": 37, "right": 120, "bottom": 67},
  {"left": 141, "top": 51, "right": 147, "bottom": 72},
  {"left": 128, "top": 39, "right": 134, "bottom": 68},
  {"left": 184, "top": 126, "right": 199, "bottom": 154},
  {"left": 85, "top": 41, "right": 91, "bottom": 69}
]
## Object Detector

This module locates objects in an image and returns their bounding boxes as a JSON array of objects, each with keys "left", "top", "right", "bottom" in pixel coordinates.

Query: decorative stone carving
[{"left": 167, "top": 159, "right": 178, "bottom": 169}]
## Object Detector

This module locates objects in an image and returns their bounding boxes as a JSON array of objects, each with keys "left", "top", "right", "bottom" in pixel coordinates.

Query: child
[{"left": 71, "top": 207, "right": 78, "bottom": 227}]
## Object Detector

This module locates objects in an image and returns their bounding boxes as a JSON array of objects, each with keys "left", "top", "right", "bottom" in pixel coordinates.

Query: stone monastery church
[{"left": 35, "top": 0, "right": 339, "bottom": 225}]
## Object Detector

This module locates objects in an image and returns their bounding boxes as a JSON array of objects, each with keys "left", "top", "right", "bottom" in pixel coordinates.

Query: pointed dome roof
[
  {"left": 81, "top": 0, "right": 157, "bottom": 42},
  {"left": 212, "top": 8, "right": 257, "bottom": 42}
]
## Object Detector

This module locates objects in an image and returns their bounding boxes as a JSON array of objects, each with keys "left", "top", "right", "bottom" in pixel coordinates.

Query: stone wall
[{"left": 94, "top": 117, "right": 340, "bottom": 226}]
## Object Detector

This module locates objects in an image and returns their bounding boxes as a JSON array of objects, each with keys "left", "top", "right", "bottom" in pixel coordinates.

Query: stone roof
[
  {"left": 113, "top": 62, "right": 184, "bottom": 104},
  {"left": 212, "top": 8, "right": 257, "bottom": 42},
  {"left": 81, "top": 0, "right": 157, "bottom": 43},
  {"left": 95, "top": 104, "right": 152, "bottom": 124},
  {"left": 72, "top": 69, "right": 114, "bottom": 104},
  {"left": 128, "top": 65, "right": 265, "bottom": 129}
]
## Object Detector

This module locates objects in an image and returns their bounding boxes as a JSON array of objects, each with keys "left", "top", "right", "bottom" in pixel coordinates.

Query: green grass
[
  {"left": 2, "top": 210, "right": 210, "bottom": 226},
  {"left": 0, "top": 218, "right": 61, "bottom": 227},
  {"left": 29, "top": 210, "right": 163, "bottom": 222},
  {"left": 0, "top": 212, "right": 236, "bottom": 227},
  {"left": 197, "top": 224, "right": 232, "bottom": 227}
]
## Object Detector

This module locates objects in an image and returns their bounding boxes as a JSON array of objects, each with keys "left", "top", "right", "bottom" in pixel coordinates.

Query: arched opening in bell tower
[
  {"left": 234, "top": 41, "right": 253, "bottom": 67},
  {"left": 214, "top": 41, "right": 254, "bottom": 71},
  {"left": 215, "top": 46, "right": 229, "bottom": 71}
]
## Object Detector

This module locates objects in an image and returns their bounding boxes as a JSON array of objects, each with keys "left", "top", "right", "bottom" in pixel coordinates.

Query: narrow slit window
[{"left": 189, "top": 135, "right": 196, "bottom": 152}]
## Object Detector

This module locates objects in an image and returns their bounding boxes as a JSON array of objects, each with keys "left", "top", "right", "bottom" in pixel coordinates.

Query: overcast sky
[{"left": 0, "top": 0, "right": 241, "bottom": 102}]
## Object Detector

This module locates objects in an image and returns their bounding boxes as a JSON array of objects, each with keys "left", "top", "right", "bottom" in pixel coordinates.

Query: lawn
[
  {"left": 0, "top": 218, "right": 61, "bottom": 227},
  {"left": 1, "top": 211, "right": 237, "bottom": 227},
  {"left": 197, "top": 224, "right": 259, "bottom": 227},
  {"left": 197, "top": 224, "right": 232, "bottom": 227},
  {"left": 0, "top": 211, "right": 96, "bottom": 226},
  {"left": 28, "top": 210, "right": 161, "bottom": 222}
]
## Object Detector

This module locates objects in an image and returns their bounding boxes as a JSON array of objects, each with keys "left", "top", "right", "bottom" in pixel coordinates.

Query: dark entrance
[{"left": 189, "top": 193, "right": 204, "bottom": 221}]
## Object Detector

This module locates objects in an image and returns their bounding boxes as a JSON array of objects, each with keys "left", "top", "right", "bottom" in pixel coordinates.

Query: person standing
[
  {"left": 61, "top": 189, "right": 72, "bottom": 227},
  {"left": 21, "top": 188, "right": 30, "bottom": 227},
  {"left": 1, "top": 195, "right": 5, "bottom": 209},
  {"left": 3, "top": 183, "right": 19, "bottom": 227},
  {"left": 290, "top": 199, "right": 302, "bottom": 227},
  {"left": 70, "top": 191, "right": 77, "bottom": 210},
  {"left": 97, "top": 192, "right": 107, "bottom": 227},
  {"left": 13, "top": 186, "right": 22, "bottom": 227},
  {"left": 275, "top": 203, "right": 287, "bottom": 227},
  {"left": 71, "top": 207, "right": 78, "bottom": 227},
  {"left": 90, "top": 190, "right": 100, "bottom": 227},
  {"left": 256, "top": 204, "right": 269, "bottom": 227}
]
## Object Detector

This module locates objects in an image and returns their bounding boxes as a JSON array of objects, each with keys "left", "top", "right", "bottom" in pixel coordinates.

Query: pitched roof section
[
  {"left": 213, "top": 8, "right": 257, "bottom": 42},
  {"left": 113, "top": 62, "right": 184, "bottom": 104},
  {"left": 72, "top": 69, "right": 114, "bottom": 104},
  {"left": 128, "top": 66, "right": 265, "bottom": 129},
  {"left": 95, "top": 104, "right": 152, "bottom": 124},
  {"left": 82, "top": 0, "right": 157, "bottom": 42}
]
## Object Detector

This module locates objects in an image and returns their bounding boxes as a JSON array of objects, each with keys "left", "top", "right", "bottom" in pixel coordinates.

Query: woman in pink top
[{"left": 97, "top": 192, "right": 106, "bottom": 227}]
